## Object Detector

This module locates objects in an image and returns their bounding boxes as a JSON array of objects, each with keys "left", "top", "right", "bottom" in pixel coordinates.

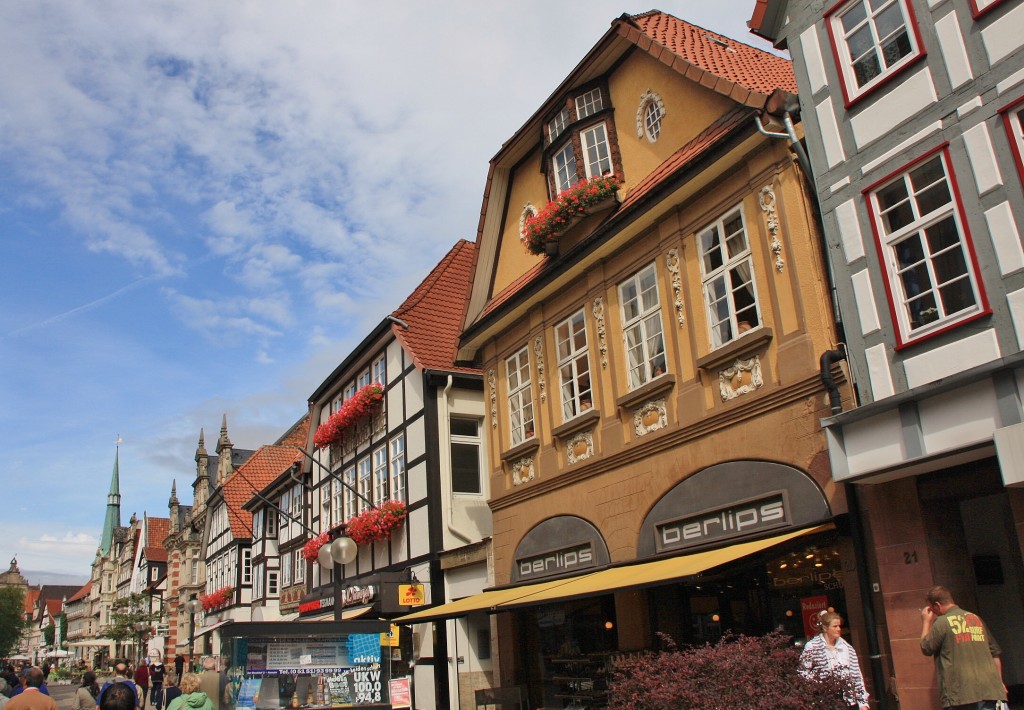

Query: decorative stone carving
[
  {"left": 759, "top": 185, "right": 784, "bottom": 273},
  {"left": 633, "top": 398, "right": 667, "bottom": 437},
  {"left": 534, "top": 336, "right": 546, "bottom": 403},
  {"left": 488, "top": 369, "right": 497, "bottom": 428},
  {"left": 666, "top": 248, "right": 685, "bottom": 327},
  {"left": 566, "top": 431, "right": 594, "bottom": 465},
  {"left": 519, "top": 203, "right": 538, "bottom": 243},
  {"left": 635, "top": 89, "right": 666, "bottom": 139},
  {"left": 720, "top": 356, "right": 764, "bottom": 401},
  {"left": 593, "top": 297, "right": 608, "bottom": 369},
  {"left": 511, "top": 456, "right": 535, "bottom": 486}
]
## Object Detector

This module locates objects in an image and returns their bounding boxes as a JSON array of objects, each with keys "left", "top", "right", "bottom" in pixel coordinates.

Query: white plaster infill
[
  {"left": 851, "top": 68, "right": 937, "bottom": 150},
  {"left": 860, "top": 121, "right": 943, "bottom": 176},
  {"left": 982, "top": 2, "right": 1024, "bottom": 66},
  {"left": 934, "top": 12, "right": 973, "bottom": 89},
  {"left": 903, "top": 328, "right": 1000, "bottom": 389}
]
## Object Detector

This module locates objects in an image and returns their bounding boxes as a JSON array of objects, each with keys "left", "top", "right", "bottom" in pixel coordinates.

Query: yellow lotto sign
[
  {"left": 381, "top": 624, "right": 400, "bottom": 647},
  {"left": 398, "top": 583, "right": 425, "bottom": 606}
]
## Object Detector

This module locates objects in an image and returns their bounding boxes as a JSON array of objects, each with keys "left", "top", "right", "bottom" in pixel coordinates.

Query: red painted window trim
[
  {"left": 970, "top": 0, "right": 1010, "bottom": 20},
  {"left": 1000, "top": 95, "right": 1024, "bottom": 187},
  {"left": 824, "top": 0, "right": 927, "bottom": 110},
  {"left": 863, "top": 143, "right": 991, "bottom": 351}
]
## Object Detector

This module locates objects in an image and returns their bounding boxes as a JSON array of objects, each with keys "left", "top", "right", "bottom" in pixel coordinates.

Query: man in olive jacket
[{"left": 920, "top": 585, "right": 1006, "bottom": 708}]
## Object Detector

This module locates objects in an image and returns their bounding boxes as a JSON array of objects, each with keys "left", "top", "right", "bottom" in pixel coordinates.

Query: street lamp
[
  {"left": 185, "top": 597, "right": 203, "bottom": 668},
  {"left": 317, "top": 534, "right": 357, "bottom": 621},
  {"left": 134, "top": 621, "right": 150, "bottom": 665}
]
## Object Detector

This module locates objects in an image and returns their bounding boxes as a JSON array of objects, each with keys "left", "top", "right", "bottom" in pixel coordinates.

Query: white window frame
[
  {"left": 825, "top": 0, "right": 923, "bottom": 106},
  {"left": 1003, "top": 100, "right": 1024, "bottom": 186},
  {"left": 450, "top": 418, "right": 483, "bottom": 495},
  {"left": 357, "top": 457, "right": 372, "bottom": 514},
  {"left": 253, "top": 563, "right": 263, "bottom": 600},
  {"left": 547, "top": 107, "right": 569, "bottom": 144},
  {"left": 552, "top": 142, "right": 578, "bottom": 194},
  {"left": 390, "top": 435, "right": 407, "bottom": 503},
  {"left": 505, "top": 346, "right": 535, "bottom": 446},
  {"left": 373, "top": 446, "right": 388, "bottom": 505},
  {"left": 865, "top": 147, "right": 986, "bottom": 346},
  {"left": 582, "top": 123, "right": 612, "bottom": 179},
  {"left": 267, "top": 570, "right": 279, "bottom": 596},
  {"left": 357, "top": 367, "right": 372, "bottom": 390},
  {"left": 372, "top": 354, "right": 387, "bottom": 386},
  {"left": 281, "top": 551, "right": 292, "bottom": 587},
  {"left": 253, "top": 510, "right": 264, "bottom": 541},
  {"left": 291, "top": 483, "right": 303, "bottom": 519},
  {"left": 698, "top": 206, "right": 761, "bottom": 348},
  {"left": 242, "top": 549, "right": 252, "bottom": 585},
  {"left": 555, "top": 309, "right": 593, "bottom": 420},
  {"left": 619, "top": 264, "right": 667, "bottom": 389},
  {"left": 332, "top": 479, "right": 344, "bottom": 527},
  {"left": 344, "top": 466, "right": 357, "bottom": 519},
  {"left": 642, "top": 97, "right": 664, "bottom": 142},
  {"left": 575, "top": 88, "right": 604, "bottom": 120},
  {"left": 293, "top": 551, "right": 304, "bottom": 583},
  {"left": 279, "top": 490, "right": 290, "bottom": 535},
  {"left": 265, "top": 508, "right": 277, "bottom": 538}
]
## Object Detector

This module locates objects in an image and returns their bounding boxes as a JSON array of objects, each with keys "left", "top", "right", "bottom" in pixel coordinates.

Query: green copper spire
[{"left": 99, "top": 446, "right": 122, "bottom": 556}]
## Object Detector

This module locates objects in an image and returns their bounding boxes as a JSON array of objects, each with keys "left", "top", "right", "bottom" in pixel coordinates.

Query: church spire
[{"left": 99, "top": 444, "right": 122, "bottom": 556}]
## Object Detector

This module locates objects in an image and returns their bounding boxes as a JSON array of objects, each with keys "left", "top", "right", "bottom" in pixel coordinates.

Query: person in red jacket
[{"left": 133, "top": 661, "right": 150, "bottom": 709}]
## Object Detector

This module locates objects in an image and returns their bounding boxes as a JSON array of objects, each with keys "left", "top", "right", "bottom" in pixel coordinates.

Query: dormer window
[{"left": 543, "top": 83, "right": 621, "bottom": 199}]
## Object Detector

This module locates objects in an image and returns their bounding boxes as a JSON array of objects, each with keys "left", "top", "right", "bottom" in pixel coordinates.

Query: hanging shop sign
[
  {"left": 511, "top": 515, "right": 611, "bottom": 582},
  {"left": 638, "top": 461, "right": 832, "bottom": 558},
  {"left": 397, "top": 584, "right": 425, "bottom": 607},
  {"left": 298, "top": 585, "right": 378, "bottom": 618}
]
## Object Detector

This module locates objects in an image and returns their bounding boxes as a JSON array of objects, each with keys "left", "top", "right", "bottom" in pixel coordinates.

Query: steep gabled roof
[
  {"left": 24, "top": 588, "right": 40, "bottom": 615},
  {"left": 222, "top": 416, "right": 310, "bottom": 538},
  {"left": 44, "top": 598, "right": 62, "bottom": 620},
  {"left": 625, "top": 11, "right": 795, "bottom": 102},
  {"left": 65, "top": 581, "right": 92, "bottom": 604},
  {"left": 146, "top": 517, "right": 169, "bottom": 548},
  {"left": 143, "top": 547, "right": 168, "bottom": 563},
  {"left": 392, "top": 239, "right": 479, "bottom": 374}
]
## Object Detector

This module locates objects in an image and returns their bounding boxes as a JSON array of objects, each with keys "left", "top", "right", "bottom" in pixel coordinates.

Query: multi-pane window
[
  {"left": 576, "top": 88, "right": 604, "bottom": 119},
  {"left": 556, "top": 310, "right": 593, "bottom": 420},
  {"left": 867, "top": 149, "right": 983, "bottom": 343},
  {"left": 293, "top": 552, "right": 304, "bottom": 583},
  {"left": 582, "top": 124, "right": 612, "bottom": 178},
  {"left": 190, "top": 561, "right": 198, "bottom": 585},
  {"left": 253, "top": 564, "right": 263, "bottom": 599},
  {"left": 332, "top": 479, "right": 344, "bottom": 527},
  {"left": 242, "top": 549, "right": 252, "bottom": 585},
  {"left": 619, "top": 264, "right": 667, "bottom": 389},
  {"left": 372, "top": 354, "right": 386, "bottom": 386},
  {"left": 344, "top": 466, "right": 357, "bottom": 519},
  {"left": 547, "top": 107, "right": 570, "bottom": 143},
  {"left": 699, "top": 207, "right": 761, "bottom": 348},
  {"left": 279, "top": 490, "right": 291, "bottom": 533},
  {"left": 267, "top": 570, "right": 279, "bottom": 596},
  {"left": 643, "top": 100, "right": 663, "bottom": 142},
  {"left": 827, "top": 0, "right": 921, "bottom": 103},
  {"left": 253, "top": 510, "right": 264, "bottom": 541},
  {"left": 553, "top": 143, "right": 578, "bottom": 194},
  {"left": 390, "top": 435, "right": 407, "bottom": 502},
  {"left": 506, "top": 347, "right": 535, "bottom": 445},
  {"left": 451, "top": 418, "right": 482, "bottom": 494},
  {"left": 357, "top": 457, "right": 372, "bottom": 513},
  {"left": 291, "top": 483, "right": 303, "bottom": 519},
  {"left": 1004, "top": 102, "right": 1024, "bottom": 183},
  {"left": 265, "top": 509, "right": 277, "bottom": 538},
  {"left": 357, "top": 368, "right": 372, "bottom": 390},
  {"left": 373, "top": 447, "right": 388, "bottom": 504},
  {"left": 281, "top": 552, "right": 291, "bottom": 587}
]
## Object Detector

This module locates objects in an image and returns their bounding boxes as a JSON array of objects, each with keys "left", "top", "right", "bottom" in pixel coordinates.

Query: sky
[{"left": 0, "top": 1, "right": 786, "bottom": 578}]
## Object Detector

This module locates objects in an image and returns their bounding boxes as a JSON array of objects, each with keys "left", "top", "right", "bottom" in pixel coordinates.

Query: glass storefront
[{"left": 219, "top": 621, "right": 392, "bottom": 710}]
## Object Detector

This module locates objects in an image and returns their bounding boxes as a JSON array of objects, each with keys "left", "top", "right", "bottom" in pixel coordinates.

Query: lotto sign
[
  {"left": 399, "top": 584, "right": 425, "bottom": 606},
  {"left": 801, "top": 595, "right": 830, "bottom": 638},
  {"left": 381, "top": 624, "right": 400, "bottom": 647}
]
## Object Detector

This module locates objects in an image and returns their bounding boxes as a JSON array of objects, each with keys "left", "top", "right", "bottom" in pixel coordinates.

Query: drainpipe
[
  {"left": 442, "top": 375, "right": 472, "bottom": 543},
  {"left": 759, "top": 94, "right": 888, "bottom": 707}
]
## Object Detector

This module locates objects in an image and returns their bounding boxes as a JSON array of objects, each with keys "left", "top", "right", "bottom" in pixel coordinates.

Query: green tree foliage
[
  {"left": 43, "top": 622, "right": 54, "bottom": 646},
  {"left": 104, "top": 593, "right": 160, "bottom": 644},
  {"left": 0, "top": 587, "right": 28, "bottom": 657}
]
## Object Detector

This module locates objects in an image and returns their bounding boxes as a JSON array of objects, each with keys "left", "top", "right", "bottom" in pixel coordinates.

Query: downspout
[
  {"left": 442, "top": 375, "right": 473, "bottom": 544},
  {"left": 760, "top": 96, "right": 888, "bottom": 708}
]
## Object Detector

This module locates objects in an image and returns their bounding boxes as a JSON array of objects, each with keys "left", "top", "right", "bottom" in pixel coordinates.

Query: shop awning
[
  {"left": 193, "top": 618, "right": 234, "bottom": 639},
  {"left": 395, "top": 524, "right": 831, "bottom": 623},
  {"left": 340, "top": 605, "right": 374, "bottom": 620}
]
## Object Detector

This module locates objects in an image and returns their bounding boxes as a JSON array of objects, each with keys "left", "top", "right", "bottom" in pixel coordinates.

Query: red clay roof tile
[
  {"left": 392, "top": 240, "right": 480, "bottom": 374},
  {"left": 66, "top": 581, "right": 92, "bottom": 603},
  {"left": 146, "top": 517, "right": 169, "bottom": 548}
]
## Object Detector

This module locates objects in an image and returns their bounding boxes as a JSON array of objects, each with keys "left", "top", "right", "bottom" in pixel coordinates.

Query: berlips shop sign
[{"left": 654, "top": 493, "right": 789, "bottom": 553}]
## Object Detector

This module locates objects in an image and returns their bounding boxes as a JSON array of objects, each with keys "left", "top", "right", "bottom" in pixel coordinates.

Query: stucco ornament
[
  {"left": 593, "top": 297, "right": 608, "bottom": 369},
  {"left": 488, "top": 369, "right": 497, "bottom": 428},
  {"left": 666, "top": 248, "right": 685, "bottom": 327},
  {"left": 534, "top": 336, "right": 546, "bottom": 403},
  {"left": 720, "top": 356, "right": 764, "bottom": 400},
  {"left": 759, "top": 185, "right": 784, "bottom": 272},
  {"left": 633, "top": 398, "right": 667, "bottom": 436},
  {"left": 635, "top": 89, "right": 666, "bottom": 139},
  {"left": 519, "top": 203, "right": 538, "bottom": 243},
  {"left": 512, "top": 456, "right": 536, "bottom": 486},
  {"left": 566, "top": 430, "right": 594, "bottom": 465}
]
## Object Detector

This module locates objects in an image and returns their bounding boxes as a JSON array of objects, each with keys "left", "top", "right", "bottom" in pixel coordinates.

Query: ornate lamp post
[
  {"left": 185, "top": 597, "right": 203, "bottom": 667},
  {"left": 317, "top": 533, "right": 358, "bottom": 621}
]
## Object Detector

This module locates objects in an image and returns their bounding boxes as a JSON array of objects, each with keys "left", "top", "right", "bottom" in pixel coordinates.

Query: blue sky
[{"left": 0, "top": 1, "right": 784, "bottom": 577}]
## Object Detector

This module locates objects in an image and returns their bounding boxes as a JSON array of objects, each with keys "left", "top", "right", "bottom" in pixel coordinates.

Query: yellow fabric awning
[{"left": 395, "top": 524, "right": 830, "bottom": 623}]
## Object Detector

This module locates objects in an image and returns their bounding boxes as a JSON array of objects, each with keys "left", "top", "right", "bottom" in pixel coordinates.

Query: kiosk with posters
[{"left": 219, "top": 621, "right": 392, "bottom": 710}]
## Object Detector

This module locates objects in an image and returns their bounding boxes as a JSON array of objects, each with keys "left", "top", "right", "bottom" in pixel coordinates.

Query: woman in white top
[{"left": 799, "top": 610, "right": 870, "bottom": 710}]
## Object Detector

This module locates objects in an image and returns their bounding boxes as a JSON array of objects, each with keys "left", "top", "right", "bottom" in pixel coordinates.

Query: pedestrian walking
[
  {"left": 920, "top": 585, "right": 1007, "bottom": 709},
  {"left": 133, "top": 661, "right": 149, "bottom": 709},
  {"left": 799, "top": 610, "right": 870, "bottom": 710},
  {"left": 5, "top": 668, "right": 56, "bottom": 710},
  {"left": 148, "top": 657, "right": 165, "bottom": 710},
  {"left": 96, "top": 661, "right": 140, "bottom": 710},
  {"left": 75, "top": 672, "right": 100, "bottom": 710}
]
